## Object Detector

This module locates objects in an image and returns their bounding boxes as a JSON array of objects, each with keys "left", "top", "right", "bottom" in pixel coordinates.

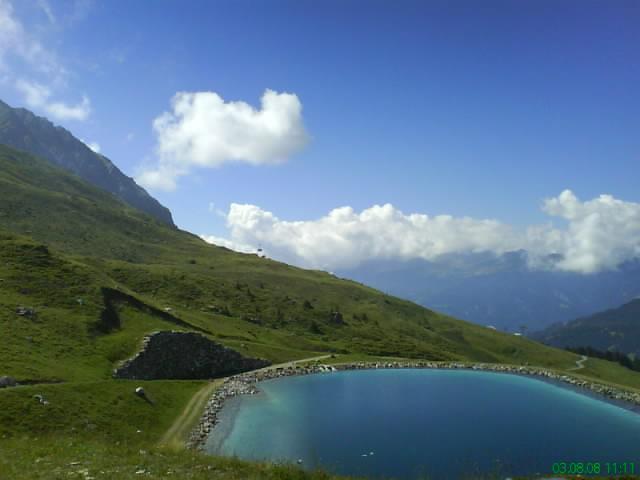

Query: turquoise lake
[{"left": 205, "top": 369, "right": 640, "bottom": 479}]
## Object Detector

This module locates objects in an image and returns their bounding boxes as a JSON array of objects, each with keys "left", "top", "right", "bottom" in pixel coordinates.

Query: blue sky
[{"left": 1, "top": 0, "right": 639, "bottom": 272}]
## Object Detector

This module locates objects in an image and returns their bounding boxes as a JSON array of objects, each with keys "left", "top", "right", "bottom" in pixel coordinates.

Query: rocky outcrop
[
  {"left": 0, "top": 376, "right": 17, "bottom": 388},
  {"left": 113, "top": 331, "right": 270, "bottom": 380},
  {"left": 15, "top": 306, "right": 36, "bottom": 319}
]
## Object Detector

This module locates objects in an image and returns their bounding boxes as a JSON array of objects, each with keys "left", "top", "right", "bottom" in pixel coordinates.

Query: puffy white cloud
[
  {"left": 533, "top": 190, "right": 640, "bottom": 273},
  {"left": 202, "top": 191, "right": 640, "bottom": 274},
  {"left": 137, "top": 89, "right": 309, "bottom": 191},
  {"left": 16, "top": 79, "right": 91, "bottom": 121},
  {"left": 207, "top": 203, "right": 521, "bottom": 270}
]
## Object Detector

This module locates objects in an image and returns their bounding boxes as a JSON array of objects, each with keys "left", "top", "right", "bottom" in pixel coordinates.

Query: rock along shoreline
[{"left": 187, "top": 360, "right": 640, "bottom": 450}]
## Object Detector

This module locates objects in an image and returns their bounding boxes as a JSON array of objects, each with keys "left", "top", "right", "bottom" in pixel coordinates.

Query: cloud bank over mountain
[
  {"left": 202, "top": 190, "right": 640, "bottom": 274},
  {"left": 138, "top": 89, "right": 309, "bottom": 191}
]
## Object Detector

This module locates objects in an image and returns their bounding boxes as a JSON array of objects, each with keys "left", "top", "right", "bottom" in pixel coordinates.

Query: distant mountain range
[
  {"left": 0, "top": 99, "right": 174, "bottom": 226},
  {"left": 337, "top": 251, "right": 640, "bottom": 332},
  {"left": 533, "top": 299, "right": 640, "bottom": 356}
]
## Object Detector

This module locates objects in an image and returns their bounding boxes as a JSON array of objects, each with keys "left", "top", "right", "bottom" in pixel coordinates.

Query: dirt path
[
  {"left": 568, "top": 355, "right": 588, "bottom": 371},
  {"left": 158, "top": 354, "right": 331, "bottom": 449},
  {"left": 158, "top": 380, "right": 222, "bottom": 449},
  {"left": 259, "top": 354, "right": 331, "bottom": 372}
]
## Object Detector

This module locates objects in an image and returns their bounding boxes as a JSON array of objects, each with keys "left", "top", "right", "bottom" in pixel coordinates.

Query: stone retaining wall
[{"left": 113, "top": 331, "right": 270, "bottom": 380}]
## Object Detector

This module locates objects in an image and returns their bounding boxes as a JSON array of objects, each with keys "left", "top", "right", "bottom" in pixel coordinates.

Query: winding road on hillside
[{"left": 158, "top": 354, "right": 331, "bottom": 448}]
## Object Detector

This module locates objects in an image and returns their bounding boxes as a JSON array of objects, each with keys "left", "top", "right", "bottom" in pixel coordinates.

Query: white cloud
[
  {"left": 0, "top": 0, "right": 62, "bottom": 77},
  {"left": 136, "top": 166, "right": 180, "bottom": 192},
  {"left": 200, "top": 234, "right": 256, "bottom": 254},
  {"left": 80, "top": 138, "right": 100, "bottom": 153},
  {"left": 0, "top": 0, "right": 33, "bottom": 68},
  {"left": 1, "top": 0, "right": 91, "bottom": 121},
  {"left": 16, "top": 79, "right": 91, "bottom": 121},
  {"left": 533, "top": 190, "right": 640, "bottom": 273},
  {"left": 45, "top": 94, "right": 91, "bottom": 121},
  {"left": 137, "top": 89, "right": 309, "bottom": 191},
  {"left": 0, "top": 0, "right": 19, "bottom": 58},
  {"left": 208, "top": 203, "right": 521, "bottom": 270},
  {"left": 15, "top": 78, "right": 50, "bottom": 105},
  {"left": 202, "top": 191, "right": 640, "bottom": 274}
]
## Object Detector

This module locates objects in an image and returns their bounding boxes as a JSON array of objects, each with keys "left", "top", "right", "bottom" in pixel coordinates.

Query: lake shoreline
[{"left": 188, "top": 360, "right": 640, "bottom": 450}]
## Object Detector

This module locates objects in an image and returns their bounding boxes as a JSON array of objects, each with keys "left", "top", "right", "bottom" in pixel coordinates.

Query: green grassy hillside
[
  {"left": 0, "top": 143, "right": 616, "bottom": 373},
  {"left": 1, "top": 143, "right": 639, "bottom": 479}
]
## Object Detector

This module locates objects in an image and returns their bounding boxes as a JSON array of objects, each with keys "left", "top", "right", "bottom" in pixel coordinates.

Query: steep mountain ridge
[
  {"left": 534, "top": 299, "right": 640, "bottom": 356},
  {"left": 0, "top": 99, "right": 174, "bottom": 226}
]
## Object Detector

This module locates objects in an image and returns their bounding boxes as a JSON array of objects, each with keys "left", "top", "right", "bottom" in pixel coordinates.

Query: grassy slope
[
  {"left": 1, "top": 143, "right": 640, "bottom": 479},
  {"left": 1, "top": 143, "right": 611, "bottom": 375},
  {"left": 4, "top": 226, "right": 638, "bottom": 388},
  {"left": 0, "top": 381, "right": 345, "bottom": 480}
]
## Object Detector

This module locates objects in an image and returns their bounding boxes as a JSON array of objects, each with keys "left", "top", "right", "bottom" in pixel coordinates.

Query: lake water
[{"left": 205, "top": 369, "right": 640, "bottom": 479}]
